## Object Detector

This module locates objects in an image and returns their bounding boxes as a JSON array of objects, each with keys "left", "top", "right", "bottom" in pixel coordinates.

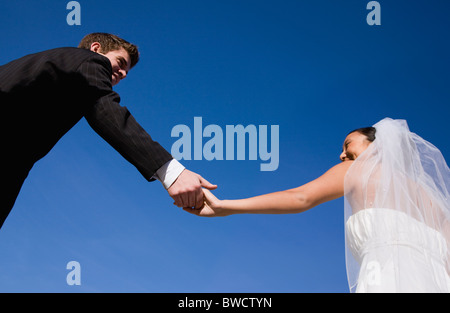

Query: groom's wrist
[{"left": 153, "top": 159, "right": 185, "bottom": 189}]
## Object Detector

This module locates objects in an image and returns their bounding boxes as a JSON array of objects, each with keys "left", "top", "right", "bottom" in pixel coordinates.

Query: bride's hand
[{"left": 183, "top": 189, "right": 229, "bottom": 217}]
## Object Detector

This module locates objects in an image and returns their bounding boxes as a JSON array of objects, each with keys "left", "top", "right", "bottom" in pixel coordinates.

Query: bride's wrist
[
  {"left": 220, "top": 200, "right": 236, "bottom": 215},
  {"left": 216, "top": 199, "right": 227, "bottom": 211}
]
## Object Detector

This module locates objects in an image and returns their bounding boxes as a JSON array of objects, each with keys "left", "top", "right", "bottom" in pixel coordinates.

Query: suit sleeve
[{"left": 79, "top": 55, "right": 173, "bottom": 182}]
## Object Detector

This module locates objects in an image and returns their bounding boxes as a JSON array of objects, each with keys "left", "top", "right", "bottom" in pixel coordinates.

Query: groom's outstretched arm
[{"left": 81, "top": 56, "right": 216, "bottom": 209}]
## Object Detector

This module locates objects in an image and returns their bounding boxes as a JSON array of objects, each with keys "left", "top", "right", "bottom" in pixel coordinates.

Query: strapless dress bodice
[{"left": 345, "top": 208, "right": 449, "bottom": 292}]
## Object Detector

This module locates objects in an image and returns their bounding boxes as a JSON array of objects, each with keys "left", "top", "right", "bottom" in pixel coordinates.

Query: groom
[{"left": 0, "top": 32, "right": 216, "bottom": 229}]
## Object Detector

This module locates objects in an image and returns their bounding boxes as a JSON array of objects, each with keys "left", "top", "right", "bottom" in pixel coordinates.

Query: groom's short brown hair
[{"left": 78, "top": 33, "right": 139, "bottom": 68}]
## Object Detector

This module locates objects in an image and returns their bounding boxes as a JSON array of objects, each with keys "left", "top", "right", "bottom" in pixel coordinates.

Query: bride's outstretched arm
[{"left": 184, "top": 161, "right": 353, "bottom": 217}]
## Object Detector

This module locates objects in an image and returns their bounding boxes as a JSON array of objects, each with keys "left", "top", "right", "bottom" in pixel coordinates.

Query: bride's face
[{"left": 340, "top": 132, "right": 372, "bottom": 162}]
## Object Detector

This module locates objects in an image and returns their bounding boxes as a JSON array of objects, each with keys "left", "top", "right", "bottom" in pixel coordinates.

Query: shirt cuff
[{"left": 153, "top": 159, "right": 185, "bottom": 189}]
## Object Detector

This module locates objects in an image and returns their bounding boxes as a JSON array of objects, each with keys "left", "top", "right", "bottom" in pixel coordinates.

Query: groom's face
[
  {"left": 102, "top": 48, "right": 131, "bottom": 86},
  {"left": 90, "top": 42, "right": 131, "bottom": 86}
]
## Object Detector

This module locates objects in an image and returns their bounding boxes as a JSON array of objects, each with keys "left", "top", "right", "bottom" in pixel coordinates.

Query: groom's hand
[{"left": 167, "top": 169, "right": 217, "bottom": 209}]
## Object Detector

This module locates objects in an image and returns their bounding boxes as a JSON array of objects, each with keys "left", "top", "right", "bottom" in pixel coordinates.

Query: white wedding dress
[
  {"left": 346, "top": 208, "right": 450, "bottom": 292},
  {"left": 344, "top": 119, "right": 450, "bottom": 293}
]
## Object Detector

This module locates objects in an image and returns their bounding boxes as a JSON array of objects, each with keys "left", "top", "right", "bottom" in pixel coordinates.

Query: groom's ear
[{"left": 89, "top": 42, "right": 103, "bottom": 53}]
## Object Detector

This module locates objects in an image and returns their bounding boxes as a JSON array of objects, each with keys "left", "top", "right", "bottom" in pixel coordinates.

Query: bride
[{"left": 184, "top": 118, "right": 450, "bottom": 293}]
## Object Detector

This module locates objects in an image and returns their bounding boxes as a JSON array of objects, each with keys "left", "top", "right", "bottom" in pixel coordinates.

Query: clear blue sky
[{"left": 0, "top": 0, "right": 449, "bottom": 292}]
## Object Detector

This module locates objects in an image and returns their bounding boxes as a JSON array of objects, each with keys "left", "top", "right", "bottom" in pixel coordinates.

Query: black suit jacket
[{"left": 0, "top": 47, "right": 173, "bottom": 224}]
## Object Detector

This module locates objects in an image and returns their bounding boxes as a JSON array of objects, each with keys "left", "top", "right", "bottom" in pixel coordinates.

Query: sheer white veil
[{"left": 344, "top": 118, "right": 450, "bottom": 292}]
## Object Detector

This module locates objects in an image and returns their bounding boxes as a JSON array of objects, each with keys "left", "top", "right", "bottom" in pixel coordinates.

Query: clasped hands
[{"left": 167, "top": 169, "right": 225, "bottom": 217}]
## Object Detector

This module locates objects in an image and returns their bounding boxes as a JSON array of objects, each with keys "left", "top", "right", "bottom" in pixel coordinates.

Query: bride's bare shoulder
[{"left": 326, "top": 160, "right": 354, "bottom": 175}]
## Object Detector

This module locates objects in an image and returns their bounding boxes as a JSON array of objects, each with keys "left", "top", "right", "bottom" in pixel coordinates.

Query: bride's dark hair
[{"left": 348, "top": 127, "right": 376, "bottom": 142}]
